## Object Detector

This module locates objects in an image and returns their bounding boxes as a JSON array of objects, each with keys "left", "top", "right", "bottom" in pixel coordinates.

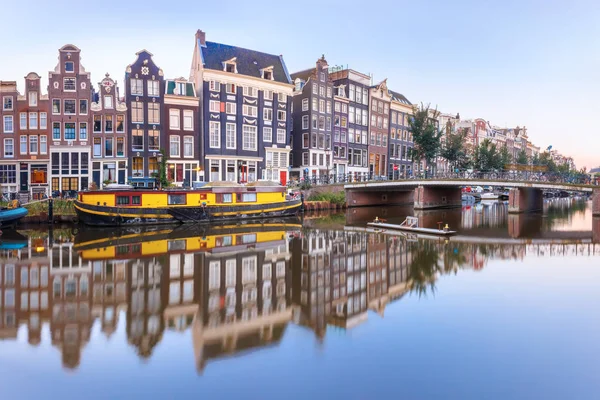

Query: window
[
  {"left": 278, "top": 110, "right": 286, "bottom": 121},
  {"left": 132, "top": 157, "right": 143, "bottom": 176},
  {"left": 4, "top": 138, "right": 14, "bottom": 157},
  {"left": 243, "top": 86, "right": 258, "bottom": 97},
  {"left": 116, "top": 196, "right": 130, "bottom": 205},
  {"left": 327, "top": 101, "right": 332, "bottom": 114},
  {"left": 264, "top": 90, "right": 273, "bottom": 100},
  {"left": 302, "top": 98, "right": 308, "bottom": 111},
  {"left": 93, "top": 115, "right": 102, "bottom": 133},
  {"left": 93, "top": 138, "right": 102, "bottom": 157},
  {"left": 40, "top": 112, "right": 47, "bottom": 129},
  {"left": 52, "top": 122, "right": 60, "bottom": 140},
  {"left": 225, "top": 102, "right": 236, "bottom": 115},
  {"left": 226, "top": 83, "right": 236, "bottom": 94},
  {"left": 312, "top": 115, "right": 318, "bottom": 129},
  {"left": 3, "top": 116, "right": 13, "bottom": 133},
  {"left": 277, "top": 129, "right": 286, "bottom": 144},
  {"left": 242, "top": 125, "right": 257, "bottom": 151},
  {"left": 130, "top": 78, "right": 143, "bottom": 95},
  {"left": 240, "top": 193, "right": 257, "bottom": 202},
  {"left": 209, "top": 121, "right": 220, "bottom": 148},
  {"left": 263, "top": 127, "right": 272, "bottom": 142},
  {"left": 318, "top": 116, "right": 325, "bottom": 130},
  {"left": 170, "top": 135, "right": 180, "bottom": 157},
  {"left": 148, "top": 128, "right": 159, "bottom": 151},
  {"left": 302, "top": 152, "right": 309, "bottom": 165},
  {"left": 168, "top": 194, "right": 186, "bottom": 205},
  {"left": 209, "top": 80, "right": 220, "bottom": 91},
  {"left": 132, "top": 129, "right": 143, "bottom": 150},
  {"left": 312, "top": 98, "right": 318, "bottom": 111},
  {"left": 225, "top": 123, "right": 236, "bottom": 149},
  {"left": 183, "top": 110, "right": 193, "bottom": 131},
  {"left": 104, "top": 96, "right": 113, "bottom": 109},
  {"left": 147, "top": 80, "right": 159, "bottom": 97},
  {"left": 169, "top": 109, "right": 180, "bottom": 129},
  {"left": 115, "top": 115, "right": 125, "bottom": 133},
  {"left": 40, "top": 136, "right": 47, "bottom": 154},
  {"left": 116, "top": 137, "right": 124, "bottom": 156},
  {"left": 63, "top": 78, "right": 76, "bottom": 91},
  {"left": 79, "top": 122, "right": 87, "bottom": 140},
  {"left": 28, "top": 112, "right": 38, "bottom": 130},
  {"left": 263, "top": 108, "right": 272, "bottom": 121},
  {"left": 2, "top": 97, "right": 13, "bottom": 112},
  {"left": 105, "top": 137, "right": 113, "bottom": 157},
  {"left": 326, "top": 117, "right": 331, "bottom": 131},
  {"left": 64, "top": 123, "right": 75, "bottom": 140},
  {"left": 243, "top": 105, "right": 257, "bottom": 117},
  {"left": 209, "top": 100, "right": 220, "bottom": 113},
  {"left": 52, "top": 99, "right": 60, "bottom": 114},
  {"left": 148, "top": 157, "right": 157, "bottom": 175},
  {"left": 302, "top": 133, "right": 309, "bottom": 148},
  {"left": 20, "top": 113, "right": 27, "bottom": 130},
  {"left": 302, "top": 115, "right": 309, "bottom": 130},
  {"left": 20, "top": 136, "right": 27, "bottom": 154},
  {"left": 319, "top": 100, "right": 325, "bottom": 113},
  {"left": 278, "top": 93, "right": 287, "bottom": 103},
  {"left": 184, "top": 136, "right": 193, "bottom": 157},
  {"left": 105, "top": 115, "right": 113, "bottom": 132}
]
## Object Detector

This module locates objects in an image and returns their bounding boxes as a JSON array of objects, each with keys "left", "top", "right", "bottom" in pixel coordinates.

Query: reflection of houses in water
[
  {"left": 127, "top": 255, "right": 165, "bottom": 360},
  {"left": 367, "top": 233, "right": 388, "bottom": 315},
  {"left": 49, "top": 238, "right": 93, "bottom": 369},
  {"left": 192, "top": 229, "right": 293, "bottom": 373},
  {"left": 0, "top": 238, "right": 50, "bottom": 342},
  {"left": 164, "top": 245, "right": 200, "bottom": 332},
  {"left": 292, "top": 230, "right": 370, "bottom": 337},
  {"left": 91, "top": 258, "right": 127, "bottom": 337}
]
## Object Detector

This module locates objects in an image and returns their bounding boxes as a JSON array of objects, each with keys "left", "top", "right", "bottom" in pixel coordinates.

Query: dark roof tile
[
  {"left": 389, "top": 89, "right": 412, "bottom": 105},
  {"left": 202, "top": 42, "right": 291, "bottom": 84}
]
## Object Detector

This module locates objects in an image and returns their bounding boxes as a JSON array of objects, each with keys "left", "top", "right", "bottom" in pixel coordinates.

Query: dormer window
[
  {"left": 336, "top": 85, "right": 346, "bottom": 98},
  {"left": 223, "top": 57, "right": 237, "bottom": 74},
  {"left": 174, "top": 82, "right": 186, "bottom": 95},
  {"left": 65, "top": 62, "right": 74, "bottom": 73},
  {"left": 295, "top": 79, "right": 305, "bottom": 91},
  {"left": 261, "top": 66, "right": 274, "bottom": 80}
]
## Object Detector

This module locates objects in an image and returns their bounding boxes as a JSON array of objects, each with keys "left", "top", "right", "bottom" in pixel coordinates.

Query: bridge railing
[{"left": 287, "top": 170, "right": 596, "bottom": 188}]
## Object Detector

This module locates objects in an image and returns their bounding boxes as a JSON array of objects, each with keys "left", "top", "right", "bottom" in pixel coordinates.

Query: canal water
[{"left": 1, "top": 198, "right": 599, "bottom": 399}]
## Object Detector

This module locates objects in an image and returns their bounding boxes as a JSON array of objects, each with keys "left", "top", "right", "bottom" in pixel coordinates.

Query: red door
[{"left": 279, "top": 170, "right": 287, "bottom": 186}]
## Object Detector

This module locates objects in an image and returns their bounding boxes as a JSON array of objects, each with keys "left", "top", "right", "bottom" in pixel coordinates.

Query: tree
[
  {"left": 538, "top": 151, "right": 557, "bottom": 173},
  {"left": 531, "top": 153, "right": 540, "bottom": 166},
  {"left": 408, "top": 103, "right": 443, "bottom": 174},
  {"left": 516, "top": 149, "right": 528, "bottom": 165},
  {"left": 440, "top": 128, "right": 470, "bottom": 171},
  {"left": 157, "top": 148, "right": 170, "bottom": 188},
  {"left": 500, "top": 145, "right": 513, "bottom": 169},
  {"left": 473, "top": 139, "right": 502, "bottom": 171}
]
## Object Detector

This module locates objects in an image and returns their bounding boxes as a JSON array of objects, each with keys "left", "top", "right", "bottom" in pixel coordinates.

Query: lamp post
[{"left": 156, "top": 152, "right": 163, "bottom": 190}]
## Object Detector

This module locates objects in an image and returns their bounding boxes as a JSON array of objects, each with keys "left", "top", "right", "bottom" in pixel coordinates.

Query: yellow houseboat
[{"left": 73, "top": 182, "right": 303, "bottom": 226}]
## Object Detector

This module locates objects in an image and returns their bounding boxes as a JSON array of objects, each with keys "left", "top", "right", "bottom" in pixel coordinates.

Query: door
[
  {"left": 118, "top": 169, "right": 125, "bottom": 185},
  {"left": 279, "top": 170, "right": 287, "bottom": 186},
  {"left": 20, "top": 170, "right": 28, "bottom": 192}
]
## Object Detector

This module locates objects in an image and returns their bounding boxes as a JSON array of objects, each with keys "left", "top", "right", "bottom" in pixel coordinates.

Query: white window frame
[
  {"left": 263, "top": 127, "right": 272, "bottom": 142},
  {"left": 183, "top": 136, "right": 193, "bottom": 158},
  {"left": 209, "top": 80, "right": 221, "bottom": 92},
  {"left": 169, "top": 109, "right": 180, "bottom": 130},
  {"left": 147, "top": 80, "right": 160, "bottom": 97},
  {"left": 242, "top": 125, "right": 257, "bottom": 151},
  {"left": 276, "top": 129, "right": 286, "bottom": 144},
  {"left": 209, "top": 121, "right": 220, "bottom": 148},
  {"left": 302, "top": 98, "right": 309, "bottom": 111},
  {"left": 183, "top": 110, "right": 193, "bottom": 131},
  {"left": 4, "top": 138, "right": 14, "bottom": 157},
  {"left": 3, "top": 116, "right": 13, "bottom": 133},
  {"left": 20, "top": 135, "right": 27, "bottom": 155},
  {"left": 277, "top": 110, "right": 286, "bottom": 121},
  {"left": 225, "top": 123, "right": 236, "bottom": 149},
  {"left": 40, "top": 112, "right": 47, "bottom": 129},
  {"left": 169, "top": 135, "right": 180, "bottom": 157},
  {"left": 226, "top": 102, "right": 236, "bottom": 114},
  {"left": 20, "top": 113, "right": 27, "bottom": 130},
  {"left": 209, "top": 100, "right": 220, "bottom": 113},
  {"left": 40, "top": 136, "right": 47, "bottom": 154},
  {"left": 29, "top": 112, "right": 38, "bottom": 130},
  {"left": 243, "top": 105, "right": 258, "bottom": 117},
  {"left": 130, "top": 78, "right": 143, "bottom": 95},
  {"left": 302, "top": 115, "right": 309, "bottom": 130},
  {"left": 263, "top": 108, "right": 272, "bottom": 121}
]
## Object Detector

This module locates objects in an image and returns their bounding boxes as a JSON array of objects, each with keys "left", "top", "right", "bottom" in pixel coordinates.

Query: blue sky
[{"left": 2, "top": 0, "right": 599, "bottom": 168}]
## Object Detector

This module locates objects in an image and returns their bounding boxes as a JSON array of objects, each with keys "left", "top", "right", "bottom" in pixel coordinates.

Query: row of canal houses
[{"left": 0, "top": 29, "right": 415, "bottom": 199}]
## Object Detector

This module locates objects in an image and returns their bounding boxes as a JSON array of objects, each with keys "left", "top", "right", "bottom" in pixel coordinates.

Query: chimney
[{"left": 196, "top": 30, "right": 206, "bottom": 47}]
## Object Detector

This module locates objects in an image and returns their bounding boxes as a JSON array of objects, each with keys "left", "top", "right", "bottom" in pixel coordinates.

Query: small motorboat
[
  {"left": 462, "top": 194, "right": 476, "bottom": 203},
  {"left": 480, "top": 192, "right": 500, "bottom": 200},
  {"left": 0, "top": 205, "right": 28, "bottom": 227}
]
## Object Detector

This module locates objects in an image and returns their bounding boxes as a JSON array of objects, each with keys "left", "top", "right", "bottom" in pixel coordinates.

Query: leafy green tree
[
  {"left": 473, "top": 139, "right": 502, "bottom": 171},
  {"left": 408, "top": 104, "right": 443, "bottom": 174},
  {"left": 499, "top": 145, "right": 513, "bottom": 169},
  {"left": 516, "top": 149, "right": 528, "bottom": 165},
  {"left": 441, "top": 128, "right": 470, "bottom": 171},
  {"left": 531, "top": 153, "right": 540, "bottom": 166},
  {"left": 538, "top": 151, "right": 557, "bottom": 172},
  {"left": 158, "top": 148, "right": 170, "bottom": 188}
]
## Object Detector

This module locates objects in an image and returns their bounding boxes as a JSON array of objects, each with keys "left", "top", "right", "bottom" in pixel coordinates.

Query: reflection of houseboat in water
[{"left": 74, "top": 182, "right": 303, "bottom": 226}]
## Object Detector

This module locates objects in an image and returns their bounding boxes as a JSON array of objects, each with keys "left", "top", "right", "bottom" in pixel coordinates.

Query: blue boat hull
[{"left": 0, "top": 207, "right": 28, "bottom": 225}]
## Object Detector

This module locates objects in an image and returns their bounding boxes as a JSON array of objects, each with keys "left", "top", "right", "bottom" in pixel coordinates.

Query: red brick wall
[
  {"left": 346, "top": 189, "right": 413, "bottom": 207},
  {"left": 413, "top": 186, "right": 461, "bottom": 209},
  {"left": 593, "top": 189, "right": 600, "bottom": 217}
]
